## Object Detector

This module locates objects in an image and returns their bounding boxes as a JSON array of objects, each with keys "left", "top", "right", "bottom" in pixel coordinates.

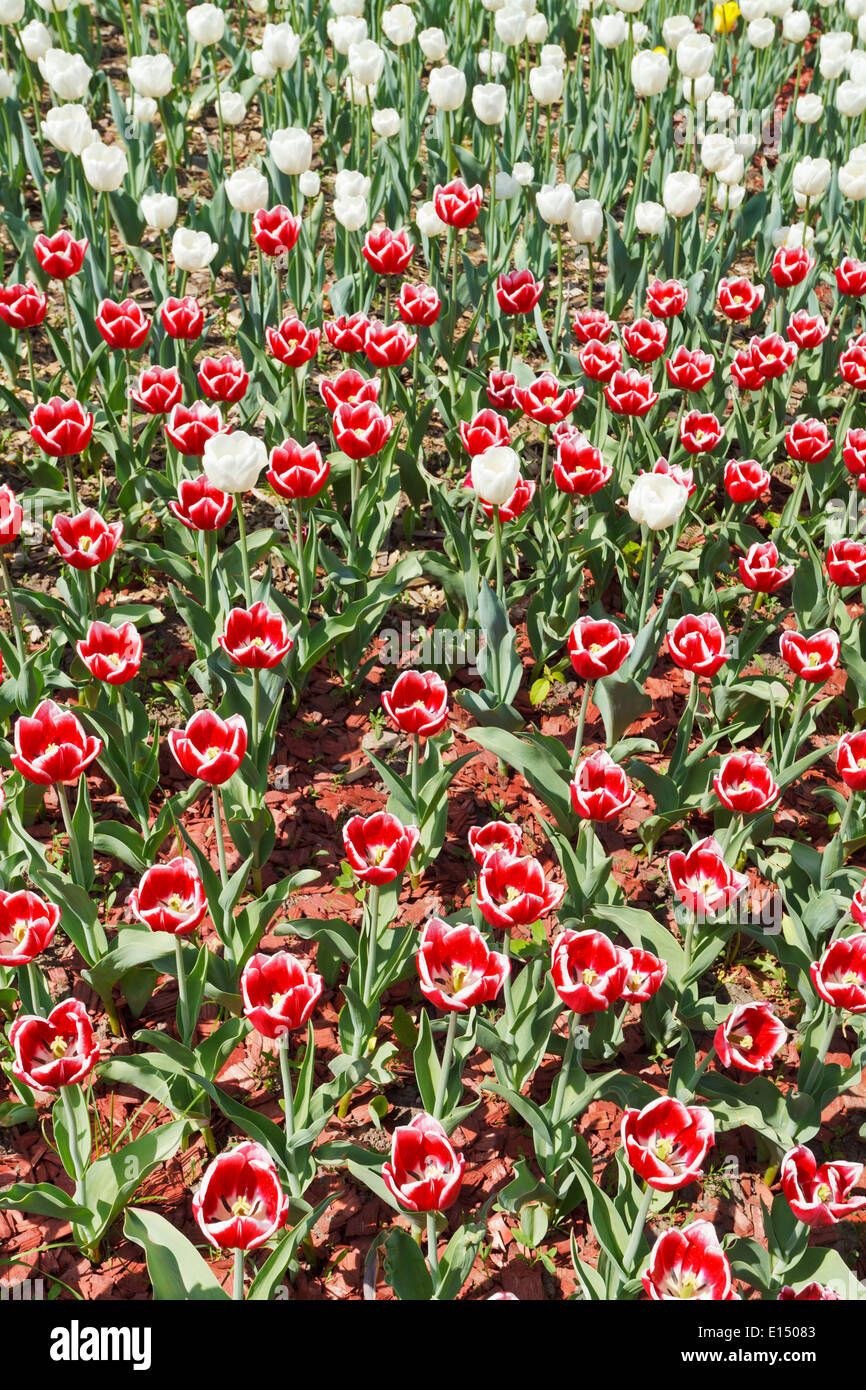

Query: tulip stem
[
  {"left": 551, "top": 1020, "right": 577, "bottom": 1127},
  {"left": 821, "top": 794, "right": 857, "bottom": 889},
  {"left": 687, "top": 1043, "right": 715, "bottom": 1095},
  {"left": 294, "top": 499, "right": 310, "bottom": 612},
  {"left": 61, "top": 281, "right": 80, "bottom": 386},
  {"left": 202, "top": 529, "right": 214, "bottom": 613},
  {"left": 173, "top": 935, "right": 191, "bottom": 1045},
  {"left": 212, "top": 786, "right": 229, "bottom": 887},
  {"left": 279, "top": 1036, "right": 302, "bottom": 1196},
  {"left": 426, "top": 1212, "right": 439, "bottom": 1286},
  {"left": 235, "top": 499, "right": 254, "bottom": 605},
  {"left": 0, "top": 549, "right": 27, "bottom": 668},
  {"left": 570, "top": 680, "right": 594, "bottom": 773},
  {"left": 801, "top": 1007, "right": 840, "bottom": 1096},
  {"left": 432, "top": 1009, "right": 458, "bottom": 1121},
  {"left": 492, "top": 510, "right": 504, "bottom": 601},
  {"left": 211, "top": 49, "right": 226, "bottom": 171},
  {"left": 636, "top": 524, "right": 654, "bottom": 631},
  {"left": 623, "top": 1180, "right": 654, "bottom": 1274},
  {"left": 60, "top": 1084, "right": 88, "bottom": 1183},
  {"left": 232, "top": 1248, "right": 245, "bottom": 1301},
  {"left": 56, "top": 779, "right": 87, "bottom": 903},
  {"left": 114, "top": 684, "right": 133, "bottom": 771},
  {"left": 362, "top": 883, "right": 381, "bottom": 1005},
  {"left": 553, "top": 228, "right": 565, "bottom": 350},
  {"left": 780, "top": 679, "right": 809, "bottom": 769},
  {"left": 103, "top": 193, "right": 113, "bottom": 290},
  {"left": 671, "top": 219, "right": 682, "bottom": 281},
  {"left": 124, "top": 351, "right": 135, "bottom": 463}
]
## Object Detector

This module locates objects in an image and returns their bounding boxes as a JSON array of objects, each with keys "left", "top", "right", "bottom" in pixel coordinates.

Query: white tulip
[
  {"left": 298, "top": 169, "right": 321, "bottom": 198},
  {"left": 512, "top": 160, "right": 534, "bottom": 185},
  {"left": 42, "top": 103, "right": 95, "bottom": 154},
  {"left": 418, "top": 26, "right": 448, "bottom": 60},
  {"left": 635, "top": 200, "right": 666, "bottom": 234},
  {"left": 848, "top": 0, "right": 866, "bottom": 15},
  {"left": 428, "top": 64, "right": 466, "bottom": 109},
  {"left": 20, "top": 20, "right": 51, "bottom": 60},
  {"left": 348, "top": 38, "right": 385, "bottom": 84},
  {"left": 715, "top": 181, "right": 745, "bottom": 210},
  {"left": 225, "top": 165, "right": 269, "bottom": 214},
  {"left": 140, "top": 191, "right": 178, "bottom": 230},
  {"left": 682, "top": 71, "right": 715, "bottom": 102},
  {"left": 495, "top": 6, "right": 528, "bottom": 45},
  {"left": 203, "top": 431, "right": 266, "bottom": 494},
  {"left": 332, "top": 0, "right": 364, "bottom": 13},
  {"left": 0, "top": 68, "right": 13, "bottom": 97},
  {"left": 706, "top": 91, "right": 736, "bottom": 122},
  {"left": 632, "top": 49, "right": 669, "bottom": 96},
  {"left": 0, "top": 0, "right": 25, "bottom": 24},
  {"left": 782, "top": 8, "right": 810, "bottom": 39},
  {"left": 529, "top": 65, "right": 564, "bottom": 103},
  {"left": 837, "top": 79, "right": 866, "bottom": 117},
  {"left": 335, "top": 169, "right": 370, "bottom": 200},
  {"left": 82, "top": 140, "right": 128, "bottom": 192},
  {"left": 592, "top": 12, "right": 626, "bottom": 47},
  {"left": 701, "top": 132, "right": 735, "bottom": 172},
  {"left": 270, "top": 126, "right": 313, "bottom": 175},
  {"left": 540, "top": 43, "right": 566, "bottom": 69},
  {"left": 471, "top": 447, "right": 520, "bottom": 505},
  {"left": 860, "top": 12, "right": 866, "bottom": 40},
  {"left": 628, "top": 473, "right": 687, "bottom": 530},
  {"left": 662, "top": 14, "right": 694, "bottom": 49},
  {"left": 535, "top": 181, "right": 576, "bottom": 224},
  {"left": 128, "top": 53, "right": 173, "bottom": 99},
  {"left": 792, "top": 154, "right": 832, "bottom": 198},
  {"left": 382, "top": 3, "right": 416, "bottom": 45},
  {"left": 478, "top": 49, "right": 508, "bottom": 76},
  {"left": 39, "top": 47, "right": 92, "bottom": 100},
  {"left": 819, "top": 29, "right": 852, "bottom": 56},
  {"left": 416, "top": 199, "right": 448, "bottom": 236},
  {"left": 172, "top": 226, "right": 219, "bottom": 271},
  {"left": 848, "top": 50, "right": 866, "bottom": 83},
  {"left": 262, "top": 21, "right": 300, "bottom": 69},
  {"left": 747, "top": 17, "right": 775, "bottom": 46},
  {"left": 764, "top": 0, "right": 792, "bottom": 14},
  {"left": 218, "top": 90, "right": 247, "bottom": 125},
  {"left": 662, "top": 169, "right": 701, "bottom": 216},
  {"left": 840, "top": 157, "right": 866, "bottom": 198},
  {"left": 677, "top": 31, "right": 714, "bottom": 77},
  {"left": 717, "top": 152, "right": 745, "bottom": 184},
  {"left": 334, "top": 194, "right": 369, "bottom": 231},
  {"left": 372, "top": 107, "right": 401, "bottom": 136},
  {"left": 187, "top": 3, "right": 225, "bottom": 46},
  {"left": 251, "top": 49, "right": 276, "bottom": 80},
  {"left": 473, "top": 81, "right": 508, "bottom": 123},
  {"left": 795, "top": 93, "right": 822, "bottom": 121},
  {"left": 128, "top": 94, "right": 157, "bottom": 124},
  {"left": 739, "top": 0, "right": 766, "bottom": 17},
  {"left": 328, "top": 16, "right": 367, "bottom": 53},
  {"left": 524, "top": 13, "right": 546, "bottom": 42},
  {"left": 343, "top": 74, "right": 377, "bottom": 106},
  {"left": 568, "top": 197, "right": 603, "bottom": 243}
]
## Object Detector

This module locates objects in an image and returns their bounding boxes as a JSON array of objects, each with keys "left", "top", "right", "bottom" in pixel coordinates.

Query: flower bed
[{"left": 0, "top": 0, "right": 865, "bottom": 1305}]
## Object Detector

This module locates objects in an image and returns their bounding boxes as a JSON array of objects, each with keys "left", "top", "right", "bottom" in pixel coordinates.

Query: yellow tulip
[{"left": 713, "top": 2, "right": 740, "bottom": 34}]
